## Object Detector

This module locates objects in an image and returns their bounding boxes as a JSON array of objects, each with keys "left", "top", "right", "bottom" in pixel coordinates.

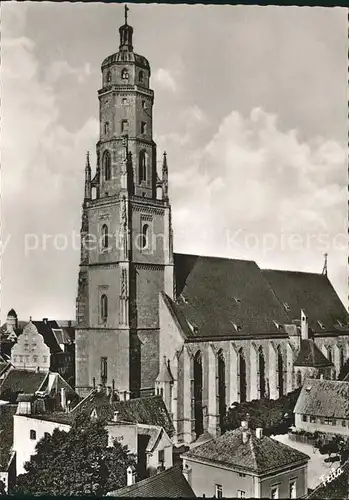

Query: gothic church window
[
  {"left": 101, "top": 294, "right": 108, "bottom": 322},
  {"left": 101, "top": 224, "right": 109, "bottom": 250},
  {"left": 139, "top": 150, "right": 148, "bottom": 183},
  {"left": 327, "top": 346, "right": 333, "bottom": 364},
  {"left": 103, "top": 151, "right": 111, "bottom": 181},
  {"left": 101, "top": 357, "right": 108, "bottom": 384}
]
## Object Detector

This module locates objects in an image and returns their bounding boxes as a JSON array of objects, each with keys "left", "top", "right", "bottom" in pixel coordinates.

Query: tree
[{"left": 14, "top": 414, "right": 136, "bottom": 496}]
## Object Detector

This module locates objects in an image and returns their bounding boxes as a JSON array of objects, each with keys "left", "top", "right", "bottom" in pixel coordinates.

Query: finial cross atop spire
[
  {"left": 322, "top": 252, "right": 328, "bottom": 276},
  {"left": 125, "top": 4, "right": 129, "bottom": 25}
]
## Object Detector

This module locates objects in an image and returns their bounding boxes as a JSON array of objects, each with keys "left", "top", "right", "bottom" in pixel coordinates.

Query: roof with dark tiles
[
  {"left": 294, "top": 378, "right": 349, "bottom": 419},
  {"left": 262, "top": 269, "right": 349, "bottom": 333},
  {"left": 182, "top": 426, "right": 309, "bottom": 474},
  {"left": 294, "top": 339, "right": 333, "bottom": 368},
  {"left": 107, "top": 465, "right": 195, "bottom": 497},
  {"left": 306, "top": 459, "right": 349, "bottom": 499},
  {"left": 0, "top": 369, "right": 47, "bottom": 403}
]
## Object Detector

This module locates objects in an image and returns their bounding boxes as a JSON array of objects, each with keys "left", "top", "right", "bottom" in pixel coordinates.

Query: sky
[{"left": 1, "top": 2, "right": 347, "bottom": 322}]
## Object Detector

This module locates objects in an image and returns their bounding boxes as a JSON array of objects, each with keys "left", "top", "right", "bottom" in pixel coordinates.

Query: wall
[
  {"left": 13, "top": 415, "right": 71, "bottom": 475},
  {"left": 11, "top": 323, "right": 50, "bottom": 373},
  {"left": 182, "top": 458, "right": 255, "bottom": 498},
  {"left": 295, "top": 413, "right": 349, "bottom": 437},
  {"left": 259, "top": 463, "right": 307, "bottom": 499},
  {"left": 147, "top": 431, "right": 173, "bottom": 473}
]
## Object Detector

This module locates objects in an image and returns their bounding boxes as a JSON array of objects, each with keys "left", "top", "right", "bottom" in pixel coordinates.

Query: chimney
[
  {"left": 43, "top": 318, "right": 48, "bottom": 324},
  {"left": 97, "top": 384, "right": 103, "bottom": 393},
  {"left": 242, "top": 430, "right": 249, "bottom": 444},
  {"left": 127, "top": 465, "right": 136, "bottom": 486},
  {"left": 320, "top": 374, "right": 324, "bottom": 380},
  {"left": 301, "top": 310, "right": 308, "bottom": 340},
  {"left": 241, "top": 420, "right": 248, "bottom": 429},
  {"left": 60, "top": 388, "right": 66, "bottom": 410},
  {"left": 106, "top": 386, "right": 112, "bottom": 396},
  {"left": 182, "top": 462, "right": 192, "bottom": 485},
  {"left": 113, "top": 410, "right": 119, "bottom": 422},
  {"left": 256, "top": 428, "right": 263, "bottom": 439}
]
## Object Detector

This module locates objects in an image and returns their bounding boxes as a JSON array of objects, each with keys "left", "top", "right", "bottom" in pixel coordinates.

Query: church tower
[{"left": 75, "top": 6, "right": 174, "bottom": 398}]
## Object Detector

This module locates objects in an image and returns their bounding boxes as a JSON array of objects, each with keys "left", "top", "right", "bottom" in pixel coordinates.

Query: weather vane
[{"left": 125, "top": 4, "right": 129, "bottom": 25}]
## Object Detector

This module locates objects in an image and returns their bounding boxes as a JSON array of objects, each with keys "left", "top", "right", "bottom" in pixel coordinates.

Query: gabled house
[
  {"left": 294, "top": 378, "right": 349, "bottom": 437},
  {"left": 181, "top": 421, "right": 310, "bottom": 498}
]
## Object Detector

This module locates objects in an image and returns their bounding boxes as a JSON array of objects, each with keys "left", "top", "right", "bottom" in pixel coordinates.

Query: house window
[
  {"left": 139, "top": 70, "right": 144, "bottom": 83},
  {"left": 101, "top": 357, "right": 108, "bottom": 384},
  {"left": 158, "top": 449, "right": 164, "bottom": 464},
  {"left": 121, "top": 120, "right": 129, "bottom": 133},
  {"left": 302, "top": 414, "right": 307, "bottom": 422},
  {"left": 140, "top": 121, "right": 146, "bottom": 134},
  {"left": 30, "top": 430, "right": 36, "bottom": 440},
  {"left": 141, "top": 224, "right": 149, "bottom": 250},
  {"left": 271, "top": 485, "right": 279, "bottom": 499},
  {"left": 103, "top": 150, "right": 111, "bottom": 181},
  {"left": 310, "top": 416, "right": 316, "bottom": 423},
  {"left": 237, "top": 491, "right": 246, "bottom": 499},
  {"left": 215, "top": 485, "right": 223, "bottom": 499},
  {"left": 33, "top": 355, "right": 38, "bottom": 363},
  {"left": 101, "top": 224, "right": 109, "bottom": 250},
  {"left": 101, "top": 295, "right": 108, "bottom": 323},
  {"left": 332, "top": 419, "right": 337, "bottom": 426},
  {"left": 44, "top": 432, "right": 50, "bottom": 439},
  {"left": 289, "top": 480, "right": 297, "bottom": 499},
  {"left": 43, "top": 356, "right": 48, "bottom": 363},
  {"left": 24, "top": 343, "right": 29, "bottom": 352},
  {"left": 324, "top": 417, "right": 332, "bottom": 425},
  {"left": 121, "top": 68, "right": 129, "bottom": 80}
]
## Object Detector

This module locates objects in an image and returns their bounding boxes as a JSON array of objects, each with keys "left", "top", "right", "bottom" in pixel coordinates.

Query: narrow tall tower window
[
  {"left": 103, "top": 151, "right": 111, "bottom": 181},
  {"left": 139, "top": 150, "right": 147, "bottom": 183},
  {"left": 141, "top": 122, "right": 146, "bottom": 134},
  {"left": 139, "top": 70, "right": 144, "bottom": 83},
  {"left": 121, "top": 120, "right": 129, "bottom": 133},
  {"left": 101, "top": 357, "right": 108, "bottom": 384},
  {"left": 141, "top": 224, "right": 149, "bottom": 249},
  {"left": 101, "top": 294, "right": 108, "bottom": 322},
  {"left": 101, "top": 224, "right": 109, "bottom": 249},
  {"left": 106, "top": 71, "right": 112, "bottom": 83},
  {"left": 104, "top": 122, "right": 110, "bottom": 135},
  {"left": 121, "top": 68, "right": 129, "bottom": 80}
]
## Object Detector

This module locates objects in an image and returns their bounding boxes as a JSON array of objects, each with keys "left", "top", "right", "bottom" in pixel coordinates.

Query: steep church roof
[
  {"left": 294, "top": 339, "right": 333, "bottom": 368},
  {"left": 262, "top": 269, "right": 349, "bottom": 333},
  {"left": 173, "top": 253, "right": 291, "bottom": 338},
  {"left": 182, "top": 426, "right": 309, "bottom": 474}
]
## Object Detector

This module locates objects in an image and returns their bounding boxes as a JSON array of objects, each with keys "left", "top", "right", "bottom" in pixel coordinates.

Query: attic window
[
  {"left": 273, "top": 321, "right": 282, "bottom": 330},
  {"left": 337, "top": 320, "right": 343, "bottom": 327},
  {"left": 232, "top": 323, "right": 242, "bottom": 332},
  {"left": 283, "top": 303, "right": 290, "bottom": 311},
  {"left": 181, "top": 295, "right": 188, "bottom": 304},
  {"left": 305, "top": 386, "right": 312, "bottom": 391},
  {"left": 317, "top": 321, "right": 326, "bottom": 330},
  {"left": 234, "top": 298, "right": 242, "bottom": 304}
]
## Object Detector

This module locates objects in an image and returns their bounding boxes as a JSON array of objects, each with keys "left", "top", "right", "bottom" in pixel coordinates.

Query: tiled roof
[
  {"left": 0, "top": 369, "right": 47, "bottom": 403},
  {"left": 294, "top": 340, "right": 333, "bottom": 368},
  {"left": 32, "top": 321, "right": 62, "bottom": 354},
  {"left": 262, "top": 270, "right": 349, "bottom": 333},
  {"left": 0, "top": 404, "right": 17, "bottom": 470},
  {"left": 0, "top": 362, "right": 10, "bottom": 377},
  {"left": 182, "top": 426, "right": 309, "bottom": 474},
  {"left": 108, "top": 465, "right": 195, "bottom": 497},
  {"left": 156, "top": 355, "right": 174, "bottom": 383},
  {"left": 71, "top": 392, "right": 175, "bottom": 437},
  {"left": 294, "top": 378, "right": 349, "bottom": 419},
  {"left": 307, "top": 459, "right": 349, "bottom": 499},
  {"left": 173, "top": 253, "right": 290, "bottom": 338}
]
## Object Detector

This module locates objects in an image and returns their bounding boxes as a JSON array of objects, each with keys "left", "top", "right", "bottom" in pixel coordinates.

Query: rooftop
[
  {"left": 307, "top": 459, "right": 349, "bottom": 499},
  {"left": 182, "top": 426, "right": 309, "bottom": 475},
  {"left": 107, "top": 465, "right": 195, "bottom": 497},
  {"left": 294, "top": 378, "right": 349, "bottom": 419},
  {"left": 294, "top": 339, "right": 333, "bottom": 368}
]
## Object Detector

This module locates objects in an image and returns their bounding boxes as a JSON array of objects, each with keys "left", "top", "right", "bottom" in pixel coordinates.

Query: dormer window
[
  {"left": 234, "top": 298, "right": 241, "bottom": 304},
  {"left": 283, "top": 302, "right": 290, "bottom": 311},
  {"left": 232, "top": 323, "right": 242, "bottom": 332},
  {"left": 317, "top": 321, "right": 326, "bottom": 330},
  {"left": 337, "top": 320, "right": 343, "bottom": 327},
  {"left": 273, "top": 320, "right": 281, "bottom": 330},
  {"left": 121, "top": 68, "right": 129, "bottom": 80}
]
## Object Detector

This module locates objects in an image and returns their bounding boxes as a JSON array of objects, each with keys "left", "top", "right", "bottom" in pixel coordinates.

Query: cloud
[
  {"left": 153, "top": 68, "right": 177, "bottom": 92},
  {"left": 166, "top": 107, "right": 347, "bottom": 305},
  {"left": 45, "top": 60, "right": 93, "bottom": 84}
]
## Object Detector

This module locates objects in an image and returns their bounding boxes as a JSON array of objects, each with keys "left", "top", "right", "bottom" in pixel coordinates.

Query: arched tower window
[
  {"left": 141, "top": 224, "right": 149, "bottom": 250},
  {"left": 101, "top": 225, "right": 109, "bottom": 250},
  {"left": 103, "top": 151, "right": 111, "bottom": 181},
  {"left": 121, "top": 68, "right": 129, "bottom": 80},
  {"left": 139, "top": 150, "right": 148, "bottom": 183},
  {"left": 121, "top": 120, "right": 129, "bottom": 133},
  {"left": 106, "top": 71, "right": 112, "bottom": 83},
  {"left": 296, "top": 370, "right": 302, "bottom": 387},
  {"left": 139, "top": 70, "right": 144, "bottom": 83},
  {"left": 104, "top": 122, "right": 109, "bottom": 135},
  {"left": 101, "top": 295, "right": 108, "bottom": 323}
]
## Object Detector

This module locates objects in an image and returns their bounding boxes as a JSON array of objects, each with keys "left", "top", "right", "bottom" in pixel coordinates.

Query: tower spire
[
  {"left": 162, "top": 152, "right": 169, "bottom": 202},
  {"left": 322, "top": 253, "right": 328, "bottom": 276},
  {"left": 125, "top": 4, "right": 129, "bottom": 25},
  {"left": 119, "top": 5, "right": 133, "bottom": 51},
  {"left": 84, "top": 150, "right": 92, "bottom": 201}
]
